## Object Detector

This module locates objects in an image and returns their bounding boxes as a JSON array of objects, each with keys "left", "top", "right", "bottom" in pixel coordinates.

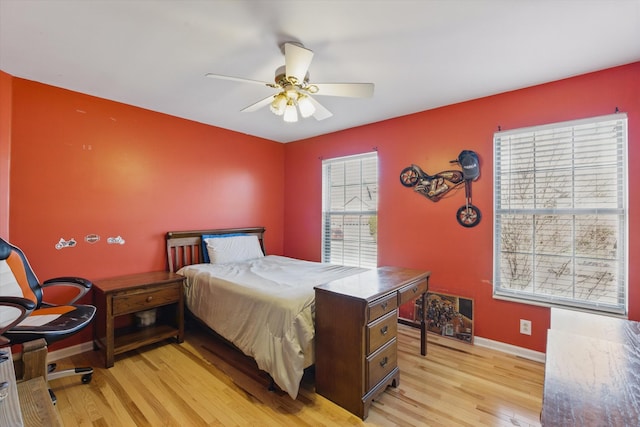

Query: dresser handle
[
  {"left": 380, "top": 357, "right": 388, "bottom": 368},
  {"left": 380, "top": 325, "right": 388, "bottom": 335},
  {"left": 146, "top": 296, "right": 153, "bottom": 302},
  {"left": 381, "top": 302, "right": 388, "bottom": 310},
  {"left": 412, "top": 286, "right": 418, "bottom": 293}
]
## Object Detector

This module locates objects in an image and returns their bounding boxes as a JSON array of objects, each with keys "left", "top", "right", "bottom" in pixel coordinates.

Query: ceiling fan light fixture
[
  {"left": 283, "top": 100, "right": 298, "bottom": 123},
  {"left": 297, "top": 94, "right": 315, "bottom": 118},
  {"left": 208, "top": 42, "right": 373, "bottom": 124}
]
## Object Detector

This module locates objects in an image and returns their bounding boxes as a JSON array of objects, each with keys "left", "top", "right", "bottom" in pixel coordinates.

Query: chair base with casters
[
  {"left": 9, "top": 338, "right": 92, "bottom": 404},
  {"left": 47, "top": 362, "right": 93, "bottom": 383},
  {"left": 0, "top": 237, "right": 96, "bottom": 403}
]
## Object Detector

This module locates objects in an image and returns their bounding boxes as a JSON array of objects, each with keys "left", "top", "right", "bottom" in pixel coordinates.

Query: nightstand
[{"left": 93, "top": 271, "right": 185, "bottom": 368}]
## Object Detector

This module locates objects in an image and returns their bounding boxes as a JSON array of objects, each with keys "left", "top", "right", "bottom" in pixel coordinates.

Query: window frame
[
  {"left": 321, "top": 152, "right": 378, "bottom": 268},
  {"left": 493, "top": 113, "right": 628, "bottom": 315}
]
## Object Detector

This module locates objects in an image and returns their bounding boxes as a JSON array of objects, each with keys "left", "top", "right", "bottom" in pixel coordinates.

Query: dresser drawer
[
  {"left": 367, "top": 311, "right": 397, "bottom": 354},
  {"left": 366, "top": 338, "right": 397, "bottom": 391},
  {"left": 112, "top": 284, "right": 180, "bottom": 315},
  {"left": 398, "top": 278, "right": 428, "bottom": 306},
  {"left": 368, "top": 293, "right": 397, "bottom": 322}
]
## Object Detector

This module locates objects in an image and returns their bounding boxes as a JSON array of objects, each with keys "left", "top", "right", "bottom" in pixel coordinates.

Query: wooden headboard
[{"left": 166, "top": 227, "right": 266, "bottom": 273}]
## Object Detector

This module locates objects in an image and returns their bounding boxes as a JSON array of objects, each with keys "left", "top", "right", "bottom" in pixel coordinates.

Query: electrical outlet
[{"left": 520, "top": 319, "right": 532, "bottom": 335}]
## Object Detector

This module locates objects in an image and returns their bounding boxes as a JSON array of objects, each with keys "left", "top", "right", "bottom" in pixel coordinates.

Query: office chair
[{"left": 0, "top": 237, "right": 95, "bottom": 395}]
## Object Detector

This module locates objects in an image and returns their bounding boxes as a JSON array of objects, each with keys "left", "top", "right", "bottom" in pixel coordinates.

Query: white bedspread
[{"left": 177, "top": 255, "right": 367, "bottom": 399}]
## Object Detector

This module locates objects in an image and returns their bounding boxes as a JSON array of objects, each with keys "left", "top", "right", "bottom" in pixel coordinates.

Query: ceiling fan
[{"left": 205, "top": 42, "right": 374, "bottom": 123}]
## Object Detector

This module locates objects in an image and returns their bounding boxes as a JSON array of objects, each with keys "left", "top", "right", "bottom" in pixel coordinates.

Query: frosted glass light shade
[
  {"left": 270, "top": 93, "right": 287, "bottom": 116},
  {"left": 283, "top": 102, "right": 298, "bottom": 122},
  {"left": 297, "top": 95, "right": 316, "bottom": 118}
]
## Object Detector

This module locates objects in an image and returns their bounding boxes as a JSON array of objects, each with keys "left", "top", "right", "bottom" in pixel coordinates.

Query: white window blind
[
  {"left": 493, "top": 113, "right": 627, "bottom": 314},
  {"left": 322, "top": 152, "right": 378, "bottom": 268}
]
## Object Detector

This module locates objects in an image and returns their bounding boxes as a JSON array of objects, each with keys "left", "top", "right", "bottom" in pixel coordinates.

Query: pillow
[
  {"left": 201, "top": 233, "right": 246, "bottom": 263},
  {"left": 204, "top": 235, "right": 264, "bottom": 265}
]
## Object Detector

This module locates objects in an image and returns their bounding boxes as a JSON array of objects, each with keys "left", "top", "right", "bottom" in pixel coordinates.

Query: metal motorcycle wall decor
[{"left": 400, "top": 150, "right": 481, "bottom": 227}]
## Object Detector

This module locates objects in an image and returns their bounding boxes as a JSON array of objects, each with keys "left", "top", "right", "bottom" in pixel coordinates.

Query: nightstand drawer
[
  {"left": 368, "top": 294, "right": 397, "bottom": 322},
  {"left": 398, "top": 278, "right": 428, "bottom": 306},
  {"left": 367, "top": 311, "right": 397, "bottom": 354},
  {"left": 366, "top": 338, "right": 397, "bottom": 391},
  {"left": 112, "top": 284, "right": 180, "bottom": 315}
]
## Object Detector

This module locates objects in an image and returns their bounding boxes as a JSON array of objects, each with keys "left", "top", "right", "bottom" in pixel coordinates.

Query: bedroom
[{"left": 0, "top": 1, "right": 639, "bottom": 425}]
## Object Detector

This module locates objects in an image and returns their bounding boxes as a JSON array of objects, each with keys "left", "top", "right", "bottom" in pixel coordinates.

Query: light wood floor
[{"left": 48, "top": 324, "right": 544, "bottom": 426}]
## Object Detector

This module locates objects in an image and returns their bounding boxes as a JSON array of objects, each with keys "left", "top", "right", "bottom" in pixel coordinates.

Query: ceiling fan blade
[
  {"left": 307, "top": 96, "right": 333, "bottom": 121},
  {"left": 240, "top": 95, "right": 274, "bottom": 112},
  {"left": 312, "top": 83, "right": 374, "bottom": 98},
  {"left": 284, "top": 43, "right": 314, "bottom": 82},
  {"left": 206, "top": 73, "right": 273, "bottom": 87}
]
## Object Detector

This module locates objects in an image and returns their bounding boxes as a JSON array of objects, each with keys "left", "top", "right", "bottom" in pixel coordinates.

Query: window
[
  {"left": 493, "top": 113, "right": 627, "bottom": 314},
  {"left": 322, "top": 152, "right": 378, "bottom": 268}
]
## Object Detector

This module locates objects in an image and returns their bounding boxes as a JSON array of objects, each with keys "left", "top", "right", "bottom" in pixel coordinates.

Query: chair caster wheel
[
  {"left": 81, "top": 373, "right": 93, "bottom": 384},
  {"left": 48, "top": 389, "right": 57, "bottom": 406}
]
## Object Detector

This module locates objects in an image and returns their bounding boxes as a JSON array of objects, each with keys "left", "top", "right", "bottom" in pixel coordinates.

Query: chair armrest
[
  {"left": 41, "top": 276, "right": 93, "bottom": 305},
  {"left": 0, "top": 296, "right": 36, "bottom": 337}
]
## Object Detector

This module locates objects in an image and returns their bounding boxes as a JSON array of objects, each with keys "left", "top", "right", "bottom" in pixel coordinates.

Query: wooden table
[
  {"left": 0, "top": 347, "right": 61, "bottom": 427},
  {"left": 542, "top": 308, "right": 640, "bottom": 426},
  {"left": 17, "top": 377, "right": 62, "bottom": 427},
  {"left": 315, "top": 266, "right": 430, "bottom": 419},
  {"left": 0, "top": 347, "right": 24, "bottom": 426},
  {"left": 93, "top": 271, "right": 185, "bottom": 368}
]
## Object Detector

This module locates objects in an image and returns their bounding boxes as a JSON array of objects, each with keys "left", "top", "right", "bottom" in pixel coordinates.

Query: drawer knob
[
  {"left": 379, "top": 356, "right": 388, "bottom": 368},
  {"left": 146, "top": 296, "right": 153, "bottom": 302},
  {"left": 412, "top": 286, "right": 418, "bottom": 293},
  {"left": 381, "top": 302, "right": 388, "bottom": 310},
  {"left": 380, "top": 325, "right": 388, "bottom": 335}
]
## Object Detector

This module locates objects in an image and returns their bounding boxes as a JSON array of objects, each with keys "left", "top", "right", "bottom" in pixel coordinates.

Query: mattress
[{"left": 177, "top": 255, "right": 367, "bottom": 398}]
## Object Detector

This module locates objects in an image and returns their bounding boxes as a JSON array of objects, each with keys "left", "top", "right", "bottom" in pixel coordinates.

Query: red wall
[
  {"left": 283, "top": 62, "right": 640, "bottom": 353},
  {"left": 4, "top": 63, "right": 639, "bottom": 354},
  {"left": 8, "top": 78, "right": 285, "bottom": 348}
]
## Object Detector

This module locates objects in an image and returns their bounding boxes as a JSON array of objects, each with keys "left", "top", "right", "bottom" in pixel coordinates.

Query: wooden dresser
[{"left": 314, "top": 266, "right": 430, "bottom": 419}]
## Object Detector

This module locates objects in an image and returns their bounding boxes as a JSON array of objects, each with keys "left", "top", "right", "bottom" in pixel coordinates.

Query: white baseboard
[
  {"left": 47, "top": 341, "right": 95, "bottom": 363},
  {"left": 474, "top": 336, "right": 546, "bottom": 363},
  {"left": 21, "top": 337, "right": 547, "bottom": 366}
]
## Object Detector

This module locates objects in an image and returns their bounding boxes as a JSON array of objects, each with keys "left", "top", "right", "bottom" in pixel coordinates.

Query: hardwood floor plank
[{"left": 48, "top": 324, "right": 543, "bottom": 426}]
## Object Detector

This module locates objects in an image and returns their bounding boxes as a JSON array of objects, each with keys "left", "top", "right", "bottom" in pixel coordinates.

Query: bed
[{"left": 165, "top": 227, "right": 367, "bottom": 399}]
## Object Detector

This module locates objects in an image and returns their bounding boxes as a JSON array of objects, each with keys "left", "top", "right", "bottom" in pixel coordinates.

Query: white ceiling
[{"left": 1, "top": 0, "right": 639, "bottom": 143}]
